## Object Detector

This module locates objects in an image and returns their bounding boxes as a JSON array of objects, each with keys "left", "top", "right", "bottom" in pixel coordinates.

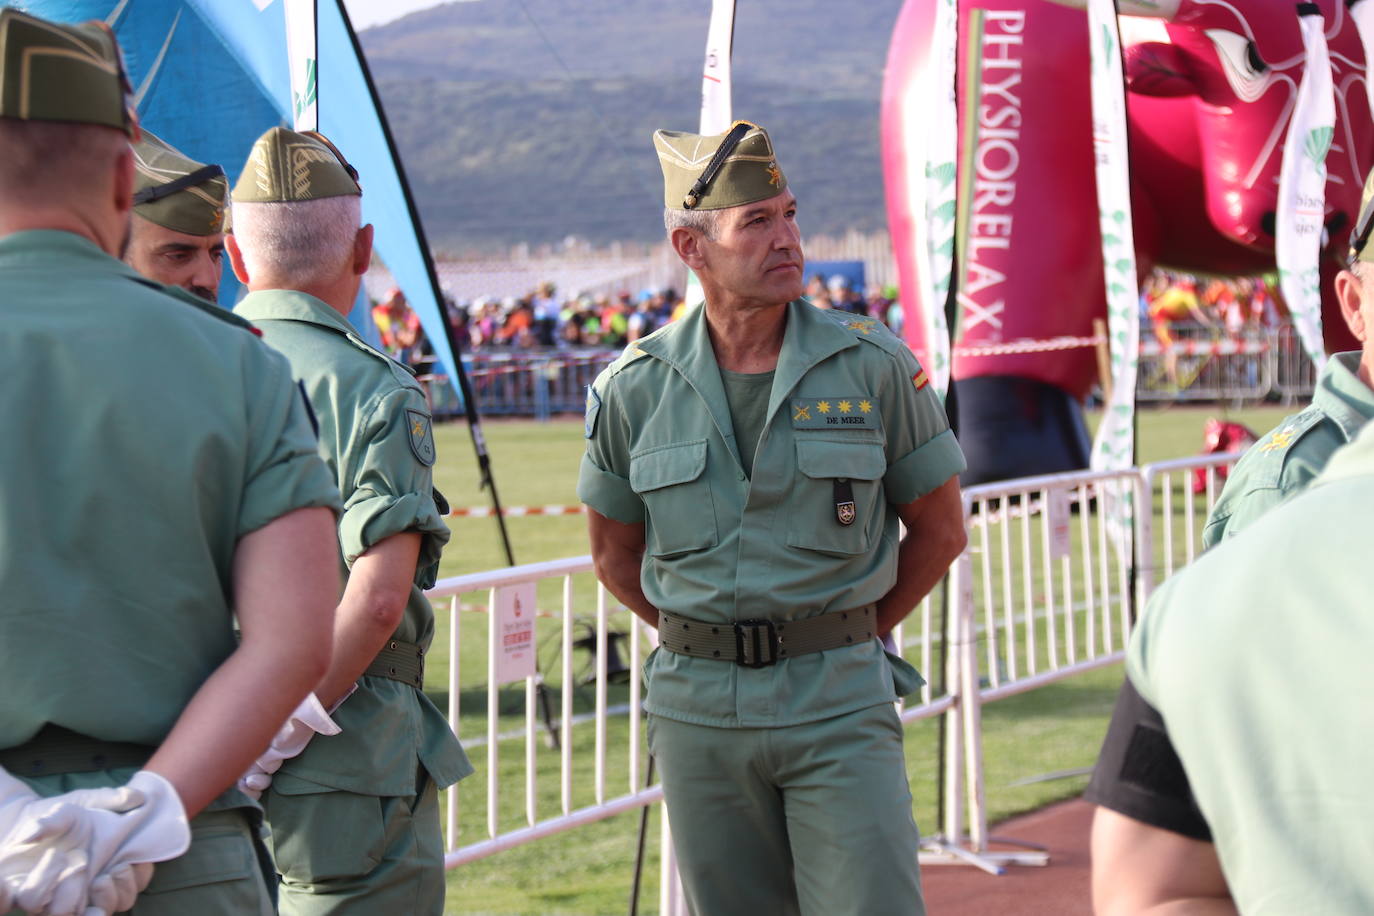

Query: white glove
[
  {"left": 237, "top": 692, "right": 345, "bottom": 800},
  {"left": 0, "top": 769, "right": 184, "bottom": 916}
]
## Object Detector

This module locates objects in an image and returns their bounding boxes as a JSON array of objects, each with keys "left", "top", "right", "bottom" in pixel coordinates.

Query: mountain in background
[{"left": 360, "top": 0, "right": 904, "bottom": 251}]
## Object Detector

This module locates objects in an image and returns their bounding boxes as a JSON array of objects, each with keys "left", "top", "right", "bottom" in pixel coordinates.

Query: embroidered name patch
[{"left": 790, "top": 397, "right": 880, "bottom": 429}]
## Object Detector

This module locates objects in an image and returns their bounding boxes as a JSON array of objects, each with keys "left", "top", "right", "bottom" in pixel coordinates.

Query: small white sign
[
  {"left": 1048, "top": 490, "right": 1072, "bottom": 560},
  {"left": 494, "top": 583, "right": 537, "bottom": 684}
]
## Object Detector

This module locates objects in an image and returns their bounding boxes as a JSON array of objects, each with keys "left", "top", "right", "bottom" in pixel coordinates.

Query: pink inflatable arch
[{"left": 883, "top": 0, "right": 1373, "bottom": 483}]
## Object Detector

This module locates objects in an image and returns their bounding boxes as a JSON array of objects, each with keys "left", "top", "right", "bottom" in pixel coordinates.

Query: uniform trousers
[
  {"left": 648, "top": 703, "right": 925, "bottom": 916},
  {"left": 263, "top": 766, "right": 443, "bottom": 916}
]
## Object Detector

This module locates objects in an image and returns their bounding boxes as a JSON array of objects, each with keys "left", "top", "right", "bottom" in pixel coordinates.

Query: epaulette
[
  {"left": 604, "top": 341, "right": 653, "bottom": 379},
  {"left": 1247, "top": 407, "right": 1326, "bottom": 470},
  {"left": 824, "top": 310, "right": 904, "bottom": 355},
  {"left": 345, "top": 332, "right": 424, "bottom": 390},
  {"left": 127, "top": 275, "right": 259, "bottom": 333}
]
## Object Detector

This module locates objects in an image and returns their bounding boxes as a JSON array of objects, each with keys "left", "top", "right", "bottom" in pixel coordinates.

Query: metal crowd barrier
[
  {"left": 415, "top": 349, "right": 620, "bottom": 420},
  {"left": 428, "top": 452, "right": 1242, "bottom": 902}
]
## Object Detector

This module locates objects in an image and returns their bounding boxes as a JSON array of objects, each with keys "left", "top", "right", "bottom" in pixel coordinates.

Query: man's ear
[
  {"left": 225, "top": 233, "right": 251, "bottom": 284},
  {"left": 671, "top": 226, "right": 706, "bottom": 271},
  {"left": 1335, "top": 267, "right": 1368, "bottom": 343},
  {"left": 112, "top": 146, "right": 134, "bottom": 216},
  {"left": 352, "top": 223, "right": 375, "bottom": 276}
]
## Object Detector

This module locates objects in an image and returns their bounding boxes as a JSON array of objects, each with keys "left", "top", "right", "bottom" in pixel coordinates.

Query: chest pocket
[
  {"left": 630, "top": 440, "right": 719, "bottom": 558},
  {"left": 787, "top": 438, "right": 886, "bottom": 556}
]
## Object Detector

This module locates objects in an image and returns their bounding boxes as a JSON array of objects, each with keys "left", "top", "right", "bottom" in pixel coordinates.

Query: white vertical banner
[
  {"left": 1086, "top": 0, "right": 1140, "bottom": 559},
  {"left": 284, "top": 0, "right": 318, "bottom": 131},
  {"left": 684, "top": 0, "right": 737, "bottom": 310},
  {"left": 916, "top": 0, "right": 958, "bottom": 396},
  {"left": 1087, "top": 0, "right": 1140, "bottom": 475},
  {"left": 1277, "top": 6, "right": 1334, "bottom": 375},
  {"left": 493, "top": 583, "right": 537, "bottom": 685}
]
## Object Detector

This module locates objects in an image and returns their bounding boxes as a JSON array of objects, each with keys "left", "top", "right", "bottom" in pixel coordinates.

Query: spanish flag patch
[{"left": 912, "top": 370, "right": 929, "bottom": 390}]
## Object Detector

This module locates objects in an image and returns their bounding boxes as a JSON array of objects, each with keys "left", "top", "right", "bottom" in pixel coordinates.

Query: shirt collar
[
  {"left": 234, "top": 288, "right": 357, "bottom": 337},
  {"left": 1312, "top": 351, "right": 1374, "bottom": 440},
  {"left": 0, "top": 229, "right": 142, "bottom": 280}
]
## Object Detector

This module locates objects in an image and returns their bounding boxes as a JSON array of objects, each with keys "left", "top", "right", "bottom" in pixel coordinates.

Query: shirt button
[{"left": 738, "top": 472, "right": 746, "bottom": 481}]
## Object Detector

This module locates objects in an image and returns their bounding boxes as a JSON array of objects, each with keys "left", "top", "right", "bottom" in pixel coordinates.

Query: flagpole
[{"left": 334, "top": 0, "right": 516, "bottom": 567}]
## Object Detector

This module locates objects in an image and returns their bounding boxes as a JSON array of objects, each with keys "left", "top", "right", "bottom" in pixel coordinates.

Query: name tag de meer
[{"left": 790, "top": 397, "right": 880, "bottom": 429}]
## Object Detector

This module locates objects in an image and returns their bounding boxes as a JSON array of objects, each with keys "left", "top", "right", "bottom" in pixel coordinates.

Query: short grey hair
[
  {"left": 664, "top": 206, "right": 720, "bottom": 241},
  {"left": 0, "top": 120, "right": 127, "bottom": 206},
  {"left": 232, "top": 196, "right": 361, "bottom": 287}
]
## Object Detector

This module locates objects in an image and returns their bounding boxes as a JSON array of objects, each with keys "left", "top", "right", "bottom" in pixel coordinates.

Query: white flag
[
  {"left": 1275, "top": 8, "right": 1333, "bottom": 375},
  {"left": 685, "top": 0, "right": 737, "bottom": 309},
  {"left": 913, "top": 0, "right": 957, "bottom": 397},
  {"left": 1352, "top": 0, "right": 1374, "bottom": 119},
  {"left": 1087, "top": 1, "right": 1140, "bottom": 476},
  {"left": 284, "top": 0, "right": 318, "bottom": 131}
]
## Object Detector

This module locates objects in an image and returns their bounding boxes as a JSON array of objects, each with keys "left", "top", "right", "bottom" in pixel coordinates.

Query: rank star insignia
[
  {"left": 1260, "top": 428, "right": 1296, "bottom": 453},
  {"left": 817, "top": 400, "right": 831, "bottom": 414},
  {"left": 838, "top": 400, "right": 853, "bottom": 414},
  {"left": 766, "top": 162, "right": 782, "bottom": 187},
  {"left": 859, "top": 400, "right": 872, "bottom": 414},
  {"left": 794, "top": 404, "right": 811, "bottom": 421}
]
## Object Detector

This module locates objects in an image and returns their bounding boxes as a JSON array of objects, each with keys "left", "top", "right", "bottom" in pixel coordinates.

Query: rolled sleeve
[
  {"left": 338, "top": 388, "right": 451, "bottom": 579},
  {"left": 239, "top": 347, "right": 342, "bottom": 537},
  {"left": 881, "top": 345, "right": 965, "bottom": 505},
  {"left": 885, "top": 429, "right": 966, "bottom": 505},
  {"left": 578, "top": 370, "right": 643, "bottom": 523},
  {"left": 577, "top": 453, "right": 643, "bottom": 523}
]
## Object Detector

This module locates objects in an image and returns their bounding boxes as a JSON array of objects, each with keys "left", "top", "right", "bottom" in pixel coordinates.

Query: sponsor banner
[
  {"left": 916, "top": 0, "right": 958, "bottom": 395},
  {"left": 1276, "top": 9, "right": 1333, "bottom": 375},
  {"left": 283, "top": 0, "right": 318, "bottom": 130}
]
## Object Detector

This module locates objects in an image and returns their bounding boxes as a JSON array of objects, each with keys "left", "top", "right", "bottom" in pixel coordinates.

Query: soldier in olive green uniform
[
  {"left": 0, "top": 10, "right": 342, "bottom": 916},
  {"left": 1088, "top": 171, "right": 1374, "bottom": 913},
  {"left": 226, "top": 127, "right": 470, "bottom": 916},
  {"left": 125, "top": 129, "right": 229, "bottom": 303},
  {"left": 1202, "top": 172, "right": 1374, "bottom": 549},
  {"left": 1092, "top": 421, "right": 1374, "bottom": 913},
  {"left": 579, "top": 122, "right": 966, "bottom": 915}
]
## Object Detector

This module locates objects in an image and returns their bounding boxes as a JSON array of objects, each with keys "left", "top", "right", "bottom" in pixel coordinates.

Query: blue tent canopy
[{"left": 29, "top": 0, "right": 460, "bottom": 397}]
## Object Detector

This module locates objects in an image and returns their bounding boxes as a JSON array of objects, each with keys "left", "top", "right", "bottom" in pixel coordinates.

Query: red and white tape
[
  {"left": 447, "top": 504, "right": 587, "bottom": 518},
  {"left": 1139, "top": 338, "right": 1269, "bottom": 357},
  {"left": 952, "top": 335, "right": 1105, "bottom": 357}
]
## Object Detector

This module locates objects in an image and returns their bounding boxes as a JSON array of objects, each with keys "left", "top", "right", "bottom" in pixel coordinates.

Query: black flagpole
[{"left": 336, "top": 1, "right": 516, "bottom": 567}]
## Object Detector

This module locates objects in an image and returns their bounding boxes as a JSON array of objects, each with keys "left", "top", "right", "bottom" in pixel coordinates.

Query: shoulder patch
[
  {"left": 405, "top": 408, "right": 436, "bottom": 466},
  {"left": 584, "top": 385, "right": 602, "bottom": 439},
  {"left": 1255, "top": 409, "right": 1325, "bottom": 457}
]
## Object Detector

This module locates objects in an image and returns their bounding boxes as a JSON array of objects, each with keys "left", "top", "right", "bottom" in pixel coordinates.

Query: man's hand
[
  {"left": 876, "top": 475, "right": 966, "bottom": 636},
  {"left": 238, "top": 692, "right": 345, "bottom": 800},
  {"left": 0, "top": 769, "right": 188, "bottom": 916}
]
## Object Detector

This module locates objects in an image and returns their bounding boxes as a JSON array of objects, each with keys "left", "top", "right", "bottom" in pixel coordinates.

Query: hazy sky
[{"left": 344, "top": 0, "right": 465, "bottom": 30}]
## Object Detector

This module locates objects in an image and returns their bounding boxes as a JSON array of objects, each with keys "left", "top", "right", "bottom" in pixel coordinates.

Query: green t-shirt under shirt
[{"left": 720, "top": 368, "right": 775, "bottom": 478}]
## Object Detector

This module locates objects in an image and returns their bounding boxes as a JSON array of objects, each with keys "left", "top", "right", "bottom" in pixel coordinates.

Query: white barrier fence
[{"left": 427, "top": 452, "right": 1240, "bottom": 901}]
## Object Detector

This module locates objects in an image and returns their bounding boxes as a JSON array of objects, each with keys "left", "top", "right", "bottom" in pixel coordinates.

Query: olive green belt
[
  {"left": 0, "top": 725, "right": 153, "bottom": 777},
  {"left": 658, "top": 604, "right": 879, "bottom": 668},
  {"left": 365, "top": 638, "right": 425, "bottom": 688}
]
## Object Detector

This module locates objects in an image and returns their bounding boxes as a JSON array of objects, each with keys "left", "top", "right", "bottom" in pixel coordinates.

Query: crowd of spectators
[{"left": 370, "top": 273, "right": 908, "bottom": 367}]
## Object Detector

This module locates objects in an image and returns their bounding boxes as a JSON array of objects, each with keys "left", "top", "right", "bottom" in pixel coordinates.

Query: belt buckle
[{"left": 734, "top": 619, "right": 779, "bottom": 668}]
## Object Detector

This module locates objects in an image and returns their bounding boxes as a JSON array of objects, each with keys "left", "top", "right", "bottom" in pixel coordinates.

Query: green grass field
[{"left": 427, "top": 404, "right": 1294, "bottom": 916}]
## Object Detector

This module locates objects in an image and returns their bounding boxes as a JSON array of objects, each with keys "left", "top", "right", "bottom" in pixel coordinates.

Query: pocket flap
[
  {"left": 630, "top": 440, "right": 708, "bottom": 493},
  {"left": 796, "top": 439, "right": 885, "bottom": 481}
]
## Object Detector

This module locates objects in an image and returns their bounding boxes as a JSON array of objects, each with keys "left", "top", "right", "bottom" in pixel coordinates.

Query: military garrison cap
[
  {"left": 1350, "top": 168, "right": 1374, "bottom": 263},
  {"left": 233, "top": 126, "right": 361, "bottom": 203},
  {"left": 133, "top": 130, "right": 229, "bottom": 236},
  {"left": 654, "top": 120, "right": 787, "bottom": 211},
  {"left": 0, "top": 8, "right": 136, "bottom": 136}
]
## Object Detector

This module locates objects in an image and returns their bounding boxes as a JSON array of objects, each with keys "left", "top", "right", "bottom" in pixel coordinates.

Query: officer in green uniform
[
  {"left": 578, "top": 121, "right": 967, "bottom": 916},
  {"left": 225, "top": 127, "right": 471, "bottom": 916},
  {"left": 1202, "top": 171, "right": 1374, "bottom": 549},
  {"left": 1091, "top": 420, "right": 1374, "bottom": 913},
  {"left": 0, "top": 9, "right": 342, "bottom": 916},
  {"left": 1088, "top": 171, "right": 1374, "bottom": 913},
  {"left": 124, "top": 128, "right": 229, "bottom": 303}
]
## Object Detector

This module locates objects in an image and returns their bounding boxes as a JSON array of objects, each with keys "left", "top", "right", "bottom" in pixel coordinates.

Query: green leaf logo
[
  {"left": 1101, "top": 24, "right": 1115, "bottom": 62},
  {"left": 933, "top": 200, "right": 957, "bottom": 222},
  {"left": 928, "top": 162, "right": 957, "bottom": 189},
  {"left": 293, "top": 58, "right": 318, "bottom": 122},
  {"left": 1304, "top": 126, "right": 1333, "bottom": 169}
]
